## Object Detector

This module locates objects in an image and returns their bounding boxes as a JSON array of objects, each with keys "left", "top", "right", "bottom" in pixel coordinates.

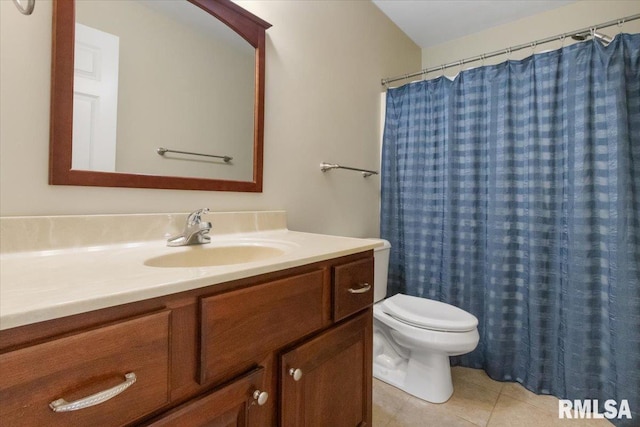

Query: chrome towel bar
[
  {"left": 156, "top": 147, "right": 232, "bottom": 163},
  {"left": 320, "top": 162, "right": 378, "bottom": 178}
]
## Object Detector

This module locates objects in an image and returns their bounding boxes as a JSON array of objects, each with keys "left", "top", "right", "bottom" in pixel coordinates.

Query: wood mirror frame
[{"left": 49, "top": 0, "right": 271, "bottom": 192}]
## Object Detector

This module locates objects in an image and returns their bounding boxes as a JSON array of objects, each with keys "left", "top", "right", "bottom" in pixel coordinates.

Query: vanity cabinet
[{"left": 0, "top": 251, "right": 373, "bottom": 426}]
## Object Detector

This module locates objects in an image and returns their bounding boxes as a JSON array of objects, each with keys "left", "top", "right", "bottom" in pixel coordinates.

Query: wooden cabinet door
[
  {"left": 280, "top": 310, "right": 372, "bottom": 427},
  {"left": 146, "top": 367, "right": 268, "bottom": 427}
]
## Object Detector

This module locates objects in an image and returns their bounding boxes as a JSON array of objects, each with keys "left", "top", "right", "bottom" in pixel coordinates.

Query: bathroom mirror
[{"left": 50, "top": 0, "right": 271, "bottom": 191}]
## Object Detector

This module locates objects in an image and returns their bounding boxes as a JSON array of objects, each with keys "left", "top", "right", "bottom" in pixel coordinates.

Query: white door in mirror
[{"left": 72, "top": 23, "right": 119, "bottom": 172}]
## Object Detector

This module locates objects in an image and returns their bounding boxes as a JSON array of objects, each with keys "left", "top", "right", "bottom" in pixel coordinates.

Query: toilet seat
[{"left": 381, "top": 294, "right": 478, "bottom": 332}]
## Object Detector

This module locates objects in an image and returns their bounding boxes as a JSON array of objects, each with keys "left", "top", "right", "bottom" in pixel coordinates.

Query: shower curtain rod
[{"left": 381, "top": 13, "right": 640, "bottom": 86}]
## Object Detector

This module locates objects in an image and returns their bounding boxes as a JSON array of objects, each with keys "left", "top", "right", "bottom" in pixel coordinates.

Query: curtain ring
[
  {"left": 559, "top": 34, "right": 566, "bottom": 48},
  {"left": 481, "top": 54, "right": 486, "bottom": 66},
  {"left": 530, "top": 41, "right": 537, "bottom": 55},
  {"left": 617, "top": 19, "right": 625, "bottom": 34},
  {"left": 590, "top": 27, "right": 596, "bottom": 38},
  {"left": 506, "top": 47, "right": 512, "bottom": 60},
  {"left": 441, "top": 64, "right": 445, "bottom": 77}
]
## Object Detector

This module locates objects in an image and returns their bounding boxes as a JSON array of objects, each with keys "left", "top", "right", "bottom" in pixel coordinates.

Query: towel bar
[
  {"left": 157, "top": 147, "right": 232, "bottom": 163},
  {"left": 320, "top": 163, "right": 378, "bottom": 178}
]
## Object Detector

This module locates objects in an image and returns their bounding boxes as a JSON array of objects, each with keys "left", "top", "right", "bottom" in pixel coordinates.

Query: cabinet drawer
[
  {"left": 333, "top": 257, "right": 374, "bottom": 322},
  {"left": 146, "top": 367, "right": 267, "bottom": 426},
  {"left": 200, "top": 269, "right": 329, "bottom": 384},
  {"left": 0, "top": 311, "right": 170, "bottom": 427}
]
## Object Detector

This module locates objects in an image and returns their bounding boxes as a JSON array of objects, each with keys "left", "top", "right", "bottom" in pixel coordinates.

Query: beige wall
[
  {"left": 0, "top": 0, "right": 420, "bottom": 237},
  {"left": 421, "top": 1, "right": 640, "bottom": 77}
]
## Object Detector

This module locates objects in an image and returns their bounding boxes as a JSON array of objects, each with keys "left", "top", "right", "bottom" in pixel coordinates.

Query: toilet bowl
[{"left": 370, "top": 239, "right": 479, "bottom": 403}]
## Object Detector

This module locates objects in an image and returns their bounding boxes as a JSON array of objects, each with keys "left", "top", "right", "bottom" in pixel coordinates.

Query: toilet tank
[{"left": 369, "top": 239, "right": 391, "bottom": 303}]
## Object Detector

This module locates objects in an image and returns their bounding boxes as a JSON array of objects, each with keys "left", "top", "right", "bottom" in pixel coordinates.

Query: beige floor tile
[
  {"left": 375, "top": 370, "right": 616, "bottom": 427},
  {"left": 487, "top": 394, "right": 613, "bottom": 427},
  {"left": 498, "top": 383, "right": 614, "bottom": 426},
  {"left": 572, "top": 419, "right": 616, "bottom": 427},
  {"left": 441, "top": 376, "right": 501, "bottom": 426},
  {"left": 487, "top": 394, "right": 568, "bottom": 427},
  {"left": 372, "top": 407, "right": 391, "bottom": 427},
  {"left": 388, "top": 396, "right": 480, "bottom": 427},
  {"left": 452, "top": 367, "right": 505, "bottom": 394},
  {"left": 392, "top": 378, "right": 500, "bottom": 427},
  {"left": 500, "top": 382, "right": 561, "bottom": 416},
  {"left": 372, "top": 379, "right": 410, "bottom": 426}
]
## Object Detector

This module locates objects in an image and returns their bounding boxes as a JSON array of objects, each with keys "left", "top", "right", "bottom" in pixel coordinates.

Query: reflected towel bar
[
  {"left": 156, "top": 147, "right": 232, "bottom": 163},
  {"left": 320, "top": 162, "right": 378, "bottom": 178}
]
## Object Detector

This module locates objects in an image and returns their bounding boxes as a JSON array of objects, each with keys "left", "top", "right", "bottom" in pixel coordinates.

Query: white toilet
[{"left": 371, "top": 239, "right": 479, "bottom": 403}]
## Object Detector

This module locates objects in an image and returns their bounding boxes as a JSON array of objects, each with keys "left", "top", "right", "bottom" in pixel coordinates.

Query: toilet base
[{"left": 373, "top": 349, "right": 454, "bottom": 404}]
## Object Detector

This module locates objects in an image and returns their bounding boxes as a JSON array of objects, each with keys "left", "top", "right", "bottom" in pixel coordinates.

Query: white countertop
[{"left": 0, "top": 229, "right": 380, "bottom": 330}]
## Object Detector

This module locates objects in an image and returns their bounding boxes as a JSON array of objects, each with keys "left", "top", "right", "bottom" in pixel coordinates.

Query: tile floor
[{"left": 372, "top": 367, "right": 615, "bottom": 427}]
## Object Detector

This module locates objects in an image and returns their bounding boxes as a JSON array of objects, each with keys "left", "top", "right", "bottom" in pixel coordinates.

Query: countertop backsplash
[{"left": 0, "top": 211, "right": 288, "bottom": 254}]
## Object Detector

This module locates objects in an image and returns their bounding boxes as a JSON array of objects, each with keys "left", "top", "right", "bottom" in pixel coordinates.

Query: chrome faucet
[{"left": 167, "top": 208, "right": 212, "bottom": 247}]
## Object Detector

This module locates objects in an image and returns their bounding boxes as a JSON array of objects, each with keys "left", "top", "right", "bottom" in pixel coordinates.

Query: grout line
[
  {"left": 481, "top": 383, "right": 503, "bottom": 427},
  {"left": 485, "top": 392, "right": 502, "bottom": 427}
]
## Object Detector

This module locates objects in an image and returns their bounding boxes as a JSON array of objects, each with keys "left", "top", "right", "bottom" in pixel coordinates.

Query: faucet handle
[{"left": 187, "top": 208, "right": 210, "bottom": 225}]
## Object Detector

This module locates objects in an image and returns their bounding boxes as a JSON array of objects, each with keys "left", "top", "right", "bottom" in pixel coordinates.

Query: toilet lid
[{"left": 381, "top": 294, "right": 478, "bottom": 332}]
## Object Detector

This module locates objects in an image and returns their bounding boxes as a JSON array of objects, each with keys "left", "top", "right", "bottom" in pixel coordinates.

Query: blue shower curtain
[{"left": 381, "top": 34, "right": 640, "bottom": 424}]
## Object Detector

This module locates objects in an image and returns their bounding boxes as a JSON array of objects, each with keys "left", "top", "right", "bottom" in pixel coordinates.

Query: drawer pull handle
[
  {"left": 253, "top": 390, "right": 269, "bottom": 406},
  {"left": 49, "top": 372, "right": 137, "bottom": 412},
  {"left": 348, "top": 283, "right": 371, "bottom": 294},
  {"left": 288, "top": 368, "right": 303, "bottom": 381}
]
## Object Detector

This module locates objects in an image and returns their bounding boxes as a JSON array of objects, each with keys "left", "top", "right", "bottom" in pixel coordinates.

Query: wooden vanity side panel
[
  {"left": 200, "top": 269, "right": 329, "bottom": 385},
  {"left": 0, "top": 311, "right": 171, "bottom": 427}
]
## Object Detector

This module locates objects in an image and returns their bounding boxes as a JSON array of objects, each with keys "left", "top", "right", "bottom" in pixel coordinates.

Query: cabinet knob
[
  {"left": 252, "top": 390, "right": 269, "bottom": 406},
  {"left": 288, "top": 368, "right": 303, "bottom": 381}
]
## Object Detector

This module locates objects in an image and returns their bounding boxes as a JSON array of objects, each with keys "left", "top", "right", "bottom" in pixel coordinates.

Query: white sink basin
[{"left": 144, "top": 241, "right": 293, "bottom": 268}]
